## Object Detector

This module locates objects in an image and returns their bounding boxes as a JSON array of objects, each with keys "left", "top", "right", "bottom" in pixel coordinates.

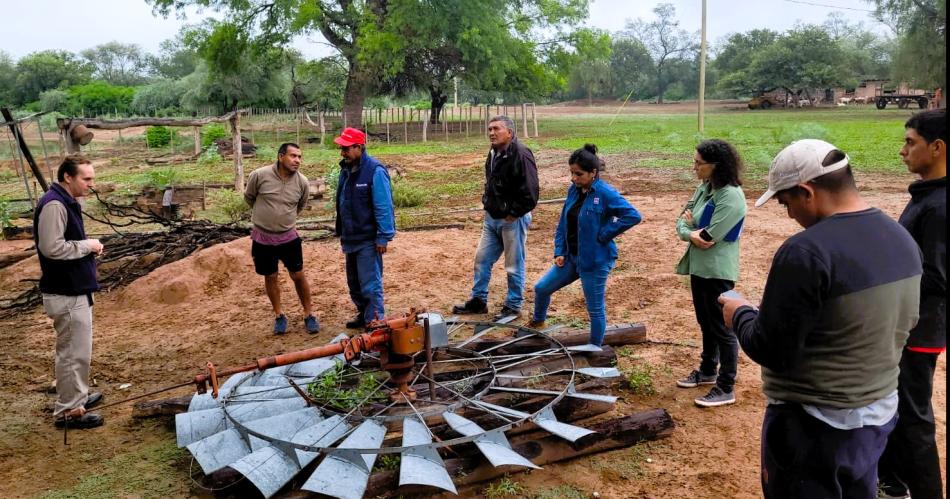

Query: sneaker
[
  {"left": 694, "top": 386, "right": 736, "bottom": 407},
  {"left": 345, "top": 313, "right": 366, "bottom": 330},
  {"left": 55, "top": 411, "right": 104, "bottom": 429},
  {"left": 492, "top": 305, "right": 521, "bottom": 321},
  {"left": 84, "top": 392, "right": 103, "bottom": 410},
  {"left": 273, "top": 314, "right": 288, "bottom": 335},
  {"left": 877, "top": 483, "right": 910, "bottom": 498},
  {"left": 676, "top": 370, "right": 717, "bottom": 388},
  {"left": 522, "top": 319, "right": 546, "bottom": 330},
  {"left": 452, "top": 297, "right": 488, "bottom": 314},
  {"left": 304, "top": 315, "right": 320, "bottom": 334}
]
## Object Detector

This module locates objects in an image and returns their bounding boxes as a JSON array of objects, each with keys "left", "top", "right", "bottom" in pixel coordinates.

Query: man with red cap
[{"left": 334, "top": 127, "right": 395, "bottom": 329}]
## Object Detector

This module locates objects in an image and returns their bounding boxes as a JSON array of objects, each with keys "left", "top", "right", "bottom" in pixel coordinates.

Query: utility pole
[
  {"left": 454, "top": 77, "right": 459, "bottom": 108},
  {"left": 698, "top": 0, "right": 707, "bottom": 133}
]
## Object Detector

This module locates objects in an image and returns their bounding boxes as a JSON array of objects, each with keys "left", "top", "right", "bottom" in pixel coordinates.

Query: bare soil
[{"left": 0, "top": 157, "right": 943, "bottom": 498}]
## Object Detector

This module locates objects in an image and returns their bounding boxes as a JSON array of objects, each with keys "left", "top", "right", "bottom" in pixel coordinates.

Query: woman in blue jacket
[{"left": 526, "top": 144, "right": 642, "bottom": 346}]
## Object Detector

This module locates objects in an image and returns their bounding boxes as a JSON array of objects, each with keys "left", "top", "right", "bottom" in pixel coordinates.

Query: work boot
[
  {"left": 345, "top": 313, "right": 366, "bottom": 330},
  {"left": 55, "top": 408, "right": 104, "bottom": 429},
  {"left": 84, "top": 392, "right": 103, "bottom": 410},
  {"left": 452, "top": 297, "right": 488, "bottom": 314},
  {"left": 492, "top": 305, "right": 521, "bottom": 321},
  {"left": 304, "top": 314, "right": 320, "bottom": 334},
  {"left": 273, "top": 314, "right": 288, "bottom": 335},
  {"left": 522, "top": 319, "right": 546, "bottom": 330},
  {"left": 676, "top": 369, "right": 717, "bottom": 388}
]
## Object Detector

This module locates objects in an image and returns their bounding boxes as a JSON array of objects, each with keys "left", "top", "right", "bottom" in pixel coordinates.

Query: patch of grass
[
  {"left": 142, "top": 167, "right": 181, "bottom": 189},
  {"left": 530, "top": 484, "right": 588, "bottom": 499},
  {"left": 589, "top": 441, "right": 666, "bottom": 481},
  {"left": 374, "top": 454, "right": 401, "bottom": 471},
  {"left": 307, "top": 361, "right": 387, "bottom": 411},
  {"left": 483, "top": 475, "right": 525, "bottom": 498},
  {"left": 40, "top": 440, "right": 190, "bottom": 499},
  {"left": 623, "top": 362, "right": 658, "bottom": 396},
  {"left": 391, "top": 177, "right": 427, "bottom": 208},
  {"left": 547, "top": 314, "right": 588, "bottom": 330},
  {"left": 207, "top": 188, "right": 249, "bottom": 223}
]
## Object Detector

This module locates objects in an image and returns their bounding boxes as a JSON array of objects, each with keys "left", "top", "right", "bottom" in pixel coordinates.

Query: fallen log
[
  {"left": 0, "top": 249, "right": 35, "bottom": 269},
  {"left": 464, "top": 323, "right": 646, "bottom": 354}
]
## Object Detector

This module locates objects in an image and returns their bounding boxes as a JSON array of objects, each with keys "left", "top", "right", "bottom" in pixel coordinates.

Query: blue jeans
[
  {"left": 531, "top": 254, "right": 612, "bottom": 346},
  {"left": 345, "top": 244, "right": 384, "bottom": 323},
  {"left": 471, "top": 213, "right": 531, "bottom": 311}
]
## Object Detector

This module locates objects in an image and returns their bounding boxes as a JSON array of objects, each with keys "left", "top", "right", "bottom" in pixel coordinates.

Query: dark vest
[
  {"left": 33, "top": 184, "right": 99, "bottom": 295},
  {"left": 335, "top": 154, "right": 380, "bottom": 244}
]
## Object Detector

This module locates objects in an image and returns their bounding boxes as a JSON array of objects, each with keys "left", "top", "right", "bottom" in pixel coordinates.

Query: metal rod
[
  {"left": 424, "top": 317, "right": 436, "bottom": 401},
  {"left": 477, "top": 332, "right": 540, "bottom": 355}
]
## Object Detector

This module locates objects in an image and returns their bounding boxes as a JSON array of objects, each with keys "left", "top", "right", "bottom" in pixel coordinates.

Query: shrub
[
  {"left": 201, "top": 123, "right": 228, "bottom": 148},
  {"left": 143, "top": 167, "right": 181, "bottom": 189},
  {"left": 0, "top": 198, "right": 12, "bottom": 239},
  {"left": 208, "top": 188, "right": 249, "bottom": 222},
  {"left": 197, "top": 147, "right": 223, "bottom": 166},
  {"left": 391, "top": 177, "right": 426, "bottom": 208},
  {"left": 145, "top": 126, "right": 173, "bottom": 148}
]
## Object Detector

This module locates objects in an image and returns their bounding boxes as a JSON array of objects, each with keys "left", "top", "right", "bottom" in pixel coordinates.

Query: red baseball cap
[{"left": 334, "top": 127, "right": 366, "bottom": 147}]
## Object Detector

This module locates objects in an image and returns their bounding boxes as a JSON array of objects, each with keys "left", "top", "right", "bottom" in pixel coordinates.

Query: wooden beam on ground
[{"left": 465, "top": 323, "right": 646, "bottom": 354}]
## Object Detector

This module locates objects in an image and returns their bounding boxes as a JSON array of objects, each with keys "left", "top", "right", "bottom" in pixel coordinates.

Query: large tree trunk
[
  {"left": 342, "top": 61, "right": 370, "bottom": 129},
  {"left": 429, "top": 86, "right": 447, "bottom": 124},
  {"left": 656, "top": 65, "right": 665, "bottom": 104}
]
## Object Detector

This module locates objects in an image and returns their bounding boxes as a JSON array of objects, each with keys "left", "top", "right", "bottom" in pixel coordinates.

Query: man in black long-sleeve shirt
[
  {"left": 720, "top": 140, "right": 922, "bottom": 499},
  {"left": 453, "top": 115, "right": 539, "bottom": 319},
  {"left": 878, "top": 109, "right": 946, "bottom": 499}
]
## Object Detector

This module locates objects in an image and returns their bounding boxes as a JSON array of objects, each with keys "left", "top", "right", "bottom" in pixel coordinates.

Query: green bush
[
  {"left": 0, "top": 198, "right": 12, "bottom": 239},
  {"left": 65, "top": 81, "right": 135, "bottom": 115},
  {"left": 145, "top": 126, "right": 173, "bottom": 148},
  {"left": 201, "top": 123, "right": 228, "bottom": 148},
  {"left": 143, "top": 167, "right": 181, "bottom": 189},
  {"left": 197, "top": 147, "right": 223, "bottom": 166},
  {"left": 391, "top": 177, "right": 426, "bottom": 208},
  {"left": 208, "top": 188, "right": 249, "bottom": 222}
]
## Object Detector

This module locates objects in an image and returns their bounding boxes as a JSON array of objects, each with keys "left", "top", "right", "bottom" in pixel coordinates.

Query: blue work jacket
[{"left": 554, "top": 178, "right": 642, "bottom": 272}]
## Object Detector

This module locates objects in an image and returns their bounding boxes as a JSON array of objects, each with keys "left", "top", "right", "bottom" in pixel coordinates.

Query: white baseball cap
[{"left": 755, "top": 139, "right": 851, "bottom": 207}]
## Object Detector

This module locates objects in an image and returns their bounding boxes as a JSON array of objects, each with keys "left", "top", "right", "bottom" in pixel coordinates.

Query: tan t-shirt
[{"left": 244, "top": 164, "right": 310, "bottom": 233}]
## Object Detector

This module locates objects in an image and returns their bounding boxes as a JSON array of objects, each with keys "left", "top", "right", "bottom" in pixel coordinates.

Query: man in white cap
[{"left": 719, "top": 139, "right": 922, "bottom": 498}]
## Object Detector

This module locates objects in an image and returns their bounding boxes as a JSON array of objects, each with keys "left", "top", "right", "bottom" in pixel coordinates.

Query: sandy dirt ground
[{"left": 0, "top": 153, "right": 944, "bottom": 498}]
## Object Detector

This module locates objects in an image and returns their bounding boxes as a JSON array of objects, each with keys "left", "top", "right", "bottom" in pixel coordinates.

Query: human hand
[
  {"left": 689, "top": 230, "right": 714, "bottom": 249},
  {"left": 554, "top": 255, "right": 565, "bottom": 267},
  {"left": 682, "top": 209, "right": 693, "bottom": 225},
  {"left": 718, "top": 291, "right": 753, "bottom": 329},
  {"left": 87, "top": 239, "right": 104, "bottom": 255},
  {"left": 376, "top": 243, "right": 387, "bottom": 254}
]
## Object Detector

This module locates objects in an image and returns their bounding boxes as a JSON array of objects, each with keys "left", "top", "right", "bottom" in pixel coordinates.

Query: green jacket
[{"left": 675, "top": 182, "right": 746, "bottom": 281}]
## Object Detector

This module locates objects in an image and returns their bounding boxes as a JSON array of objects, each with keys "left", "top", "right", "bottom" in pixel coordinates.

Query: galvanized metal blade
[
  {"left": 186, "top": 428, "right": 250, "bottom": 474},
  {"left": 489, "top": 385, "right": 618, "bottom": 404},
  {"left": 228, "top": 445, "right": 300, "bottom": 499},
  {"left": 442, "top": 412, "right": 539, "bottom": 469},
  {"left": 226, "top": 397, "right": 309, "bottom": 423},
  {"left": 175, "top": 408, "right": 228, "bottom": 447},
  {"left": 188, "top": 371, "right": 254, "bottom": 411},
  {"left": 567, "top": 344, "right": 603, "bottom": 353},
  {"left": 241, "top": 407, "right": 323, "bottom": 452},
  {"left": 575, "top": 367, "right": 621, "bottom": 378},
  {"left": 532, "top": 406, "right": 596, "bottom": 442},
  {"left": 460, "top": 315, "right": 520, "bottom": 346},
  {"left": 229, "top": 385, "right": 301, "bottom": 401},
  {"left": 399, "top": 417, "right": 457, "bottom": 494},
  {"left": 289, "top": 414, "right": 351, "bottom": 465},
  {"left": 301, "top": 420, "right": 387, "bottom": 499}
]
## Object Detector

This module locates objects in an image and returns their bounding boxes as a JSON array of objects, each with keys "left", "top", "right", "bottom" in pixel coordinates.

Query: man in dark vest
[
  {"left": 334, "top": 128, "right": 395, "bottom": 329},
  {"left": 34, "top": 155, "right": 105, "bottom": 429}
]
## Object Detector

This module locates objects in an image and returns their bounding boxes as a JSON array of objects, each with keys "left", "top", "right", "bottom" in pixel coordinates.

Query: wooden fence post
[
  {"left": 422, "top": 113, "right": 428, "bottom": 143},
  {"left": 532, "top": 103, "right": 539, "bottom": 138},
  {"left": 403, "top": 108, "right": 408, "bottom": 144},
  {"left": 231, "top": 111, "right": 244, "bottom": 193},
  {"left": 319, "top": 111, "right": 326, "bottom": 148},
  {"left": 193, "top": 126, "right": 201, "bottom": 155},
  {"left": 522, "top": 103, "right": 528, "bottom": 139}
]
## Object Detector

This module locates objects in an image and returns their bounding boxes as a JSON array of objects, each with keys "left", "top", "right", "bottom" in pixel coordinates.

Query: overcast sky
[{"left": 2, "top": 0, "right": 886, "bottom": 61}]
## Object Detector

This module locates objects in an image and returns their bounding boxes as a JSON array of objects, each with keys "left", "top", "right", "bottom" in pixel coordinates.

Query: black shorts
[{"left": 252, "top": 238, "right": 304, "bottom": 276}]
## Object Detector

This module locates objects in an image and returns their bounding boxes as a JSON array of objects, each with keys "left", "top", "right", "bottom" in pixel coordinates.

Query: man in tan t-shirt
[{"left": 244, "top": 143, "right": 319, "bottom": 335}]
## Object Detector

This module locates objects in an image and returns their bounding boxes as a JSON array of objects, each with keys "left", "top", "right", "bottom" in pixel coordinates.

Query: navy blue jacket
[
  {"left": 554, "top": 179, "right": 642, "bottom": 272},
  {"left": 335, "top": 152, "right": 396, "bottom": 250},
  {"left": 33, "top": 183, "right": 99, "bottom": 295}
]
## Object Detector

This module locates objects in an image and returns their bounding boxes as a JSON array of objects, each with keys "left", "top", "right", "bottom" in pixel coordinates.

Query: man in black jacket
[
  {"left": 454, "top": 116, "right": 539, "bottom": 319},
  {"left": 878, "top": 108, "right": 946, "bottom": 499}
]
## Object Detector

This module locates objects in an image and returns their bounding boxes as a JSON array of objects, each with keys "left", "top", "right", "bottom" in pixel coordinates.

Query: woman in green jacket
[{"left": 674, "top": 139, "right": 747, "bottom": 408}]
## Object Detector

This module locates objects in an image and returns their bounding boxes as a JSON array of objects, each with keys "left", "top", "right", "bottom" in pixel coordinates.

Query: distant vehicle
[
  {"left": 748, "top": 95, "right": 783, "bottom": 110},
  {"left": 874, "top": 93, "right": 931, "bottom": 109}
]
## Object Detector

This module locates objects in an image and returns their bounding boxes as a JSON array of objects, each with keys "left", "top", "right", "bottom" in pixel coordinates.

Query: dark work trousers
[
  {"left": 878, "top": 349, "right": 944, "bottom": 499},
  {"left": 762, "top": 403, "right": 896, "bottom": 499},
  {"left": 690, "top": 275, "right": 738, "bottom": 392}
]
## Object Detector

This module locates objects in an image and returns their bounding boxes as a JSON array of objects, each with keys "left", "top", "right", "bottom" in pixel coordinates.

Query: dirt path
[{"left": 0, "top": 167, "right": 943, "bottom": 498}]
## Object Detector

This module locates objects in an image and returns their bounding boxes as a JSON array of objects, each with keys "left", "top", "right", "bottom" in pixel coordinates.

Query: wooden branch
[{"left": 57, "top": 112, "right": 239, "bottom": 132}]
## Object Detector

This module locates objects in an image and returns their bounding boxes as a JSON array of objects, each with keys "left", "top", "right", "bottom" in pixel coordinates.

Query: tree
[
  {"left": 745, "top": 26, "right": 854, "bottom": 101},
  {"left": 148, "top": 0, "right": 589, "bottom": 127},
  {"left": 81, "top": 41, "right": 150, "bottom": 86},
  {"left": 567, "top": 29, "right": 613, "bottom": 105},
  {"left": 12, "top": 50, "right": 91, "bottom": 105},
  {"left": 0, "top": 51, "right": 15, "bottom": 107},
  {"left": 625, "top": 3, "right": 697, "bottom": 103},
  {"left": 288, "top": 56, "right": 347, "bottom": 110},
  {"left": 65, "top": 82, "right": 136, "bottom": 116},
  {"left": 609, "top": 37, "right": 654, "bottom": 100},
  {"left": 148, "top": 29, "right": 199, "bottom": 79},
  {"left": 867, "top": 0, "right": 946, "bottom": 91},
  {"left": 132, "top": 79, "right": 186, "bottom": 115}
]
